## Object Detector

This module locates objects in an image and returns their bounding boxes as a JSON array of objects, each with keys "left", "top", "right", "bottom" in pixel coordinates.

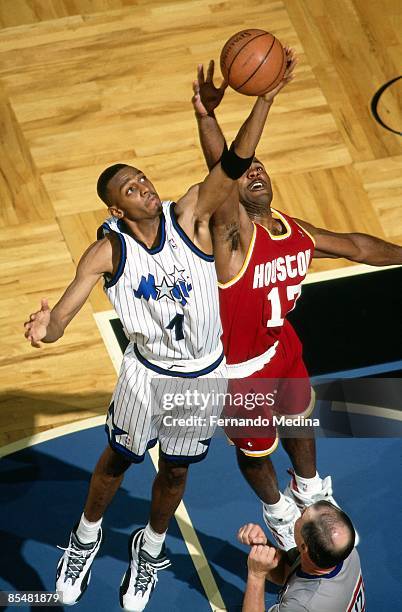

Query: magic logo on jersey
[{"left": 134, "top": 266, "right": 193, "bottom": 306}]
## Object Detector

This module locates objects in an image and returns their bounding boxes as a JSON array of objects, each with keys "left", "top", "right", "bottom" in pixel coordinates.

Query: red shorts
[{"left": 224, "top": 322, "right": 314, "bottom": 457}]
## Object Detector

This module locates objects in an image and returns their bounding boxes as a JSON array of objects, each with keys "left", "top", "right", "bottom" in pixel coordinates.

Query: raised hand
[
  {"left": 261, "top": 46, "right": 298, "bottom": 102},
  {"left": 192, "top": 60, "right": 228, "bottom": 117},
  {"left": 24, "top": 298, "right": 51, "bottom": 348},
  {"left": 247, "top": 544, "right": 281, "bottom": 578},
  {"left": 238, "top": 523, "right": 268, "bottom": 546}
]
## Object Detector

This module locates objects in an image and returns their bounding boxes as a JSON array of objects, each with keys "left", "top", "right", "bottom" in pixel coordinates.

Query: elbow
[
  {"left": 345, "top": 241, "right": 369, "bottom": 264},
  {"left": 350, "top": 250, "right": 366, "bottom": 264},
  {"left": 351, "top": 249, "right": 391, "bottom": 266}
]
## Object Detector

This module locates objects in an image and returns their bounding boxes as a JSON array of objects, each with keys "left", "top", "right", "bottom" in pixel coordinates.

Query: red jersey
[{"left": 218, "top": 209, "right": 315, "bottom": 365}]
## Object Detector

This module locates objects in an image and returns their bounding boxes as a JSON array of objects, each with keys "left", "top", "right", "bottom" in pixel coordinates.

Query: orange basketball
[{"left": 220, "top": 29, "right": 286, "bottom": 96}]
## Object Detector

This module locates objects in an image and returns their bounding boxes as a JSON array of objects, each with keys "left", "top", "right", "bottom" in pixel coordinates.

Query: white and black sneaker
[
  {"left": 55, "top": 526, "right": 103, "bottom": 605},
  {"left": 263, "top": 496, "right": 301, "bottom": 551},
  {"left": 284, "top": 469, "right": 340, "bottom": 511},
  {"left": 120, "top": 528, "right": 171, "bottom": 611}
]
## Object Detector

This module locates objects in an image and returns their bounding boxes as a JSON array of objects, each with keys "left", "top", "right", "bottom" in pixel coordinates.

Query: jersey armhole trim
[
  {"left": 169, "top": 203, "right": 214, "bottom": 262},
  {"left": 293, "top": 219, "right": 316, "bottom": 246},
  {"left": 218, "top": 223, "right": 257, "bottom": 289},
  {"left": 102, "top": 226, "right": 127, "bottom": 289}
]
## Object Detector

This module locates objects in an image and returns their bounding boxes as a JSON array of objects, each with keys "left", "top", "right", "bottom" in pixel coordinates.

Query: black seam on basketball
[
  {"left": 234, "top": 36, "right": 277, "bottom": 91},
  {"left": 253, "top": 47, "right": 287, "bottom": 95},
  {"left": 227, "top": 32, "right": 271, "bottom": 81}
]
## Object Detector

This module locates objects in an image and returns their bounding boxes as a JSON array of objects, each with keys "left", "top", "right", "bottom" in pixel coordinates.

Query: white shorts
[{"left": 105, "top": 343, "right": 228, "bottom": 463}]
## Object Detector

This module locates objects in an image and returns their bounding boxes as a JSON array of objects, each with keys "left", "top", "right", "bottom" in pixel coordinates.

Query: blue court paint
[
  {"left": 0, "top": 430, "right": 208, "bottom": 612},
  {"left": 184, "top": 436, "right": 402, "bottom": 610},
  {"left": 1, "top": 429, "right": 401, "bottom": 610}
]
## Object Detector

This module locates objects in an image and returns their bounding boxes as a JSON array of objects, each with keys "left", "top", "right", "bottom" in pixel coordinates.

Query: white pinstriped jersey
[{"left": 100, "top": 201, "right": 223, "bottom": 362}]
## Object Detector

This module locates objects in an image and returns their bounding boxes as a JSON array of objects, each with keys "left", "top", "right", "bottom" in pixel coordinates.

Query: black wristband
[{"left": 220, "top": 142, "right": 254, "bottom": 180}]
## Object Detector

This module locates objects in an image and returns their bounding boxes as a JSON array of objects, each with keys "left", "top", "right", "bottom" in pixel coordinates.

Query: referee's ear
[{"left": 299, "top": 539, "right": 309, "bottom": 558}]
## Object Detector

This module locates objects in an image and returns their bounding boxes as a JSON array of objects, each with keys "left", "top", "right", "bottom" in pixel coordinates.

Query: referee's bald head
[{"left": 296, "top": 501, "right": 355, "bottom": 569}]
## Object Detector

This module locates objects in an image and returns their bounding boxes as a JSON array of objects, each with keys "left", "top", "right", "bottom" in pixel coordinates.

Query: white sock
[
  {"left": 295, "top": 471, "right": 322, "bottom": 495},
  {"left": 141, "top": 523, "right": 166, "bottom": 558},
  {"left": 264, "top": 492, "right": 290, "bottom": 518},
  {"left": 75, "top": 513, "right": 102, "bottom": 544}
]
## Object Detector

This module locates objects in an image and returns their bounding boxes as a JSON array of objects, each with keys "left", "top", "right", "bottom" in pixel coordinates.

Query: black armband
[{"left": 220, "top": 142, "right": 254, "bottom": 180}]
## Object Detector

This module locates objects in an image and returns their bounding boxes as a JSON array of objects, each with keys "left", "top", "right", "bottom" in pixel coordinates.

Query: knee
[
  {"left": 98, "top": 446, "right": 132, "bottom": 478},
  {"left": 159, "top": 461, "right": 188, "bottom": 489},
  {"left": 236, "top": 448, "right": 267, "bottom": 473}
]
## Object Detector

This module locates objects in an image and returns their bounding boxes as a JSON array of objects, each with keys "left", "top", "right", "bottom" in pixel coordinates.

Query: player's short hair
[
  {"left": 301, "top": 501, "right": 355, "bottom": 569},
  {"left": 96, "top": 163, "right": 129, "bottom": 205}
]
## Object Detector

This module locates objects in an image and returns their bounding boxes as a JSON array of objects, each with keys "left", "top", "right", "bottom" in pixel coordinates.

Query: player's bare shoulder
[
  {"left": 173, "top": 183, "right": 201, "bottom": 236},
  {"left": 174, "top": 184, "right": 200, "bottom": 218},
  {"left": 217, "top": 203, "right": 253, "bottom": 253},
  {"left": 213, "top": 204, "right": 254, "bottom": 283},
  {"left": 77, "top": 234, "right": 115, "bottom": 277}
]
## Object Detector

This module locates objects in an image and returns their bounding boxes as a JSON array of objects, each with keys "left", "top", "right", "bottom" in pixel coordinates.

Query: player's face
[
  {"left": 108, "top": 167, "right": 162, "bottom": 220},
  {"left": 237, "top": 159, "right": 273, "bottom": 209}
]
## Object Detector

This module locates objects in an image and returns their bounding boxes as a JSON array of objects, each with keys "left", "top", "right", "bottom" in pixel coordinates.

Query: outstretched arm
[
  {"left": 24, "top": 238, "right": 113, "bottom": 347},
  {"left": 193, "top": 61, "right": 227, "bottom": 170},
  {"left": 174, "top": 92, "right": 275, "bottom": 244},
  {"left": 296, "top": 219, "right": 402, "bottom": 265},
  {"left": 193, "top": 49, "right": 296, "bottom": 171},
  {"left": 192, "top": 48, "right": 296, "bottom": 222},
  {"left": 192, "top": 96, "right": 272, "bottom": 221}
]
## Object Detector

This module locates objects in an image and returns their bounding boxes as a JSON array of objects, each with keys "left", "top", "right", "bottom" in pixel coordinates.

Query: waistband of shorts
[
  {"left": 133, "top": 343, "right": 225, "bottom": 377},
  {"left": 226, "top": 341, "right": 279, "bottom": 379}
]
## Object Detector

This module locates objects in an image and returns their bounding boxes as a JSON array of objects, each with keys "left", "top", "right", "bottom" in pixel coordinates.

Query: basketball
[{"left": 220, "top": 29, "right": 286, "bottom": 96}]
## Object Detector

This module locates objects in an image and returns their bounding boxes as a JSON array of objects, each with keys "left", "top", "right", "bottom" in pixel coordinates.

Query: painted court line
[
  {"left": 94, "top": 310, "right": 226, "bottom": 611},
  {"left": 0, "top": 415, "right": 105, "bottom": 459}
]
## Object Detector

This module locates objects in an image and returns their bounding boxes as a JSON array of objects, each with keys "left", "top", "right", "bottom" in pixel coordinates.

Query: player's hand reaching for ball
[
  {"left": 238, "top": 523, "right": 268, "bottom": 546},
  {"left": 24, "top": 298, "right": 51, "bottom": 348},
  {"left": 247, "top": 544, "right": 281, "bottom": 578},
  {"left": 192, "top": 60, "right": 228, "bottom": 117},
  {"left": 261, "top": 46, "right": 297, "bottom": 103}
]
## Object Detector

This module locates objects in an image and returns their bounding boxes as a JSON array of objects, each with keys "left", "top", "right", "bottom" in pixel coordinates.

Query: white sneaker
[
  {"left": 263, "top": 496, "right": 301, "bottom": 551},
  {"left": 284, "top": 469, "right": 359, "bottom": 545},
  {"left": 120, "top": 528, "right": 171, "bottom": 611},
  {"left": 284, "top": 469, "right": 340, "bottom": 510},
  {"left": 55, "top": 526, "right": 103, "bottom": 605}
]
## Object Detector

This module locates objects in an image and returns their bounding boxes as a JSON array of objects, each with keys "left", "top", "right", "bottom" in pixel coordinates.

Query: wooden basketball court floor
[
  {"left": 0, "top": 0, "right": 401, "bottom": 608},
  {"left": 0, "top": 0, "right": 401, "bottom": 446}
]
